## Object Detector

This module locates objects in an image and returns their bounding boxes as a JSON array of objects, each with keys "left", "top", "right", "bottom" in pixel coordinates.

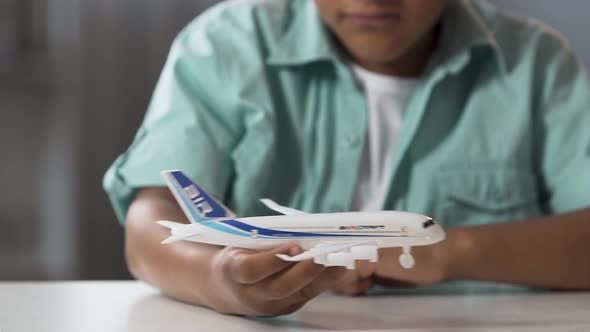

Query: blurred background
[{"left": 1, "top": 0, "right": 588, "bottom": 280}]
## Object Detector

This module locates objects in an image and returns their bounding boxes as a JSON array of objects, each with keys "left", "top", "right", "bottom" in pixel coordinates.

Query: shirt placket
[
  {"left": 330, "top": 64, "right": 368, "bottom": 212},
  {"left": 383, "top": 51, "right": 472, "bottom": 211}
]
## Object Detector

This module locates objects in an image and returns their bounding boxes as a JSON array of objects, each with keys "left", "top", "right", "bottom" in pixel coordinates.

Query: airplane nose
[
  {"left": 434, "top": 224, "right": 446, "bottom": 242},
  {"left": 424, "top": 224, "right": 446, "bottom": 243}
]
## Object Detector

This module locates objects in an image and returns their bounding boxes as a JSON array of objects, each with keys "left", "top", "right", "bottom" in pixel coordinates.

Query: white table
[{"left": 1, "top": 281, "right": 589, "bottom": 332}]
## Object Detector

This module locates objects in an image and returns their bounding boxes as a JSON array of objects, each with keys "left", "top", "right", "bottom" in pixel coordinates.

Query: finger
[
  {"left": 228, "top": 244, "right": 303, "bottom": 284},
  {"left": 356, "top": 260, "right": 378, "bottom": 279},
  {"left": 253, "top": 258, "right": 327, "bottom": 300},
  {"left": 251, "top": 266, "right": 348, "bottom": 316},
  {"left": 372, "top": 275, "right": 418, "bottom": 288},
  {"left": 330, "top": 269, "right": 355, "bottom": 291},
  {"left": 331, "top": 269, "right": 373, "bottom": 296},
  {"left": 336, "top": 277, "right": 374, "bottom": 296},
  {"left": 249, "top": 299, "right": 308, "bottom": 318},
  {"left": 309, "top": 265, "right": 349, "bottom": 290},
  {"left": 355, "top": 278, "right": 374, "bottom": 294},
  {"left": 284, "top": 266, "right": 348, "bottom": 302}
]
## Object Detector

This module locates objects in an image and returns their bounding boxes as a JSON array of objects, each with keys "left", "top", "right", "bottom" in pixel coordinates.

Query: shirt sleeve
[
  {"left": 103, "top": 26, "right": 241, "bottom": 224},
  {"left": 537, "top": 37, "right": 590, "bottom": 213}
]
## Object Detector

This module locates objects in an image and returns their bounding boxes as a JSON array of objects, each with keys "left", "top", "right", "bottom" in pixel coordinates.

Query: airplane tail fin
[{"left": 161, "top": 170, "right": 236, "bottom": 224}]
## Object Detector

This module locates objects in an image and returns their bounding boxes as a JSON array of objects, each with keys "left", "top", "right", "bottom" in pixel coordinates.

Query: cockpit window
[{"left": 422, "top": 219, "right": 436, "bottom": 228}]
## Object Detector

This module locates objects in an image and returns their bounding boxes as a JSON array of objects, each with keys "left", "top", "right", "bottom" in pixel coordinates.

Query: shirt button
[{"left": 345, "top": 135, "right": 360, "bottom": 148}]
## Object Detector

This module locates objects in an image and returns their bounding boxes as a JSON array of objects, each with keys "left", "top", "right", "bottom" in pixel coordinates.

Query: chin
[{"left": 343, "top": 37, "right": 408, "bottom": 65}]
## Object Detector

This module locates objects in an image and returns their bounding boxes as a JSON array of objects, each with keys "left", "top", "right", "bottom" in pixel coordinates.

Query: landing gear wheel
[
  {"left": 399, "top": 253, "right": 415, "bottom": 269},
  {"left": 399, "top": 246, "right": 415, "bottom": 269}
]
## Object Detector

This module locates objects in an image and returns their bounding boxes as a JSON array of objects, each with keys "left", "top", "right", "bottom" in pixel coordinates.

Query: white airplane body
[{"left": 158, "top": 170, "right": 446, "bottom": 269}]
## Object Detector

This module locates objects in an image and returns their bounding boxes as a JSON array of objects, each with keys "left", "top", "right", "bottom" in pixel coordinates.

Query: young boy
[{"left": 104, "top": 0, "right": 590, "bottom": 316}]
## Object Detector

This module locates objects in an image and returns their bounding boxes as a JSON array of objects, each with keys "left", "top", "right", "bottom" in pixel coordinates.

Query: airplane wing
[
  {"left": 260, "top": 198, "right": 307, "bottom": 215},
  {"left": 276, "top": 241, "right": 369, "bottom": 261},
  {"left": 276, "top": 241, "right": 378, "bottom": 269},
  {"left": 157, "top": 221, "right": 201, "bottom": 244}
]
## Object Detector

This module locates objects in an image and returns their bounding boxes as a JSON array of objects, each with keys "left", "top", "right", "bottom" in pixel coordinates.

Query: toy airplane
[{"left": 157, "top": 170, "right": 445, "bottom": 269}]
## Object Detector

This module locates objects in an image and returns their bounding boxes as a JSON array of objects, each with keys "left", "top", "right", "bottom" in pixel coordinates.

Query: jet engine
[
  {"left": 350, "top": 245, "right": 378, "bottom": 262},
  {"left": 313, "top": 254, "right": 327, "bottom": 265},
  {"left": 325, "top": 252, "right": 356, "bottom": 270}
]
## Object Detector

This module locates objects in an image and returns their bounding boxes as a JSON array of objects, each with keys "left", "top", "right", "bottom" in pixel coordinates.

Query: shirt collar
[
  {"left": 266, "top": 0, "right": 506, "bottom": 73},
  {"left": 434, "top": 0, "right": 507, "bottom": 74},
  {"left": 266, "top": 1, "right": 337, "bottom": 66}
]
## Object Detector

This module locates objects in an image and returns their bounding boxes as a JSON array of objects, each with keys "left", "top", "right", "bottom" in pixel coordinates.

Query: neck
[{"left": 354, "top": 26, "right": 438, "bottom": 77}]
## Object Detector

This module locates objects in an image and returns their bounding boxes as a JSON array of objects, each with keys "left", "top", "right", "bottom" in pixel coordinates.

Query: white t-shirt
[{"left": 350, "top": 65, "right": 418, "bottom": 211}]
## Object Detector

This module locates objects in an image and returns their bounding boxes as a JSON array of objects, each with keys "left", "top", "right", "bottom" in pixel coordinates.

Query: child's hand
[
  {"left": 330, "top": 260, "right": 377, "bottom": 296},
  {"left": 373, "top": 242, "right": 449, "bottom": 287},
  {"left": 206, "top": 244, "right": 347, "bottom": 316}
]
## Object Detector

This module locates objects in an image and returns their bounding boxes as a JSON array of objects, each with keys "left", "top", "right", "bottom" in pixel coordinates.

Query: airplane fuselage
[
  {"left": 159, "top": 170, "right": 446, "bottom": 269},
  {"left": 172, "top": 210, "right": 445, "bottom": 250}
]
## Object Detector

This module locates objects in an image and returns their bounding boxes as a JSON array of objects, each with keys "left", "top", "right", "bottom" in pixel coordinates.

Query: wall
[
  {"left": 1, "top": 0, "right": 220, "bottom": 280},
  {"left": 491, "top": 0, "right": 590, "bottom": 66},
  {"left": 75, "top": 0, "right": 221, "bottom": 279}
]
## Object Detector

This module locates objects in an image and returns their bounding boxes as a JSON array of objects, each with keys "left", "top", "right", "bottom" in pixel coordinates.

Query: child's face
[{"left": 315, "top": 0, "right": 447, "bottom": 67}]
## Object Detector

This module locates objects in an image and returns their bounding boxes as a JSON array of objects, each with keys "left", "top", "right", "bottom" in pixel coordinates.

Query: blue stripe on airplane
[
  {"left": 221, "top": 219, "right": 392, "bottom": 238},
  {"left": 202, "top": 220, "right": 254, "bottom": 238}
]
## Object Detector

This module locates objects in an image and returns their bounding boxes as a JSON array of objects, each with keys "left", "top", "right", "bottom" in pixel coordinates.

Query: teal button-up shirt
[{"left": 104, "top": 0, "right": 590, "bottom": 291}]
